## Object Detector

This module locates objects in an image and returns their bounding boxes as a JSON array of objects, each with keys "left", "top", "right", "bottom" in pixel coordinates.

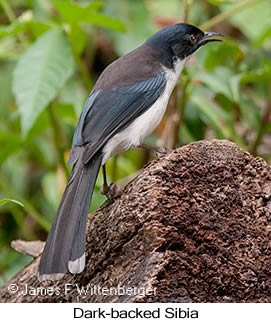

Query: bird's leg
[
  {"left": 100, "top": 164, "right": 118, "bottom": 202},
  {"left": 138, "top": 144, "right": 171, "bottom": 158}
]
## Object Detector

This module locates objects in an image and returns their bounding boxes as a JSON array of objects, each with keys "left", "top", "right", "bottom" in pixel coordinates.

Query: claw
[
  {"left": 153, "top": 147, "right": 171, "bottom": 158},
  {"left": 101, "top": 182, "right": 119, "bottom": 202},
  {"left": 138, "top": 144, "right": 171, "bottom": 158}
]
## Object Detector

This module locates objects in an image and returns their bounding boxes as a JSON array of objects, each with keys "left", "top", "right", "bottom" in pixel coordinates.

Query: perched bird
[{"left": 38, "top": 23, "right": 223, "bottom": 281}]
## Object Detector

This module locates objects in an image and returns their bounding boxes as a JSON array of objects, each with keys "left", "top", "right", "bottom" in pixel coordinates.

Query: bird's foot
[
  {"left": 100, "top": 182, "right": 119, "bottom": 202},
  {"left": 153, "top": 147, "right": 172, "bottom": 158},
  {"left": 138, "top": 144, "right": 171, "bottom": 158}
]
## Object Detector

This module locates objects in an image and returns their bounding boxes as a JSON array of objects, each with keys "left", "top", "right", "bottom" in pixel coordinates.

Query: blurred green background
[{"left": 0, "top": 0, "right": 270, "bottom": 286}]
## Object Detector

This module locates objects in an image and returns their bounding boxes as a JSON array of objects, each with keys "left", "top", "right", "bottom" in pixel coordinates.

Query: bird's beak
[{"left": 200, "top": 31, "right": 224, "bottom": 45}]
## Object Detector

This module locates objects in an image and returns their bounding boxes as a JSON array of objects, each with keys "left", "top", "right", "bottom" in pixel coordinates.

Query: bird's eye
[{"left": 190, "top": 34, "right": 196, "bottom": 43}]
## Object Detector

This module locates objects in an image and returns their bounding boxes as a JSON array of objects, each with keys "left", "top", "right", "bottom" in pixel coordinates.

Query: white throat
[{"left": 163, "top": 57, "right": 188, "bottom": 94}]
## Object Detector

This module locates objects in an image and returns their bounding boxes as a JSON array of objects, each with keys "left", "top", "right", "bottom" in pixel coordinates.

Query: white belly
[{"left": 102, "top": 59, "right": 187, "bottom": 164}]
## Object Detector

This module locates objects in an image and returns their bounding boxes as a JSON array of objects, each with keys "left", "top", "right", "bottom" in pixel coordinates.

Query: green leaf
[
  {"left": 241, "top": 60, "right": 271, "bottom": 85},
  {"left": 25, "top": 21, "right": 53, "bottom": 39},
  {"left": 183, "top": 101, "right": 206, "bottom": 141},
  {"left": 239, "top": 93, "right": 261, "bottom": 128},
  {"left": 82, "top": 12, "right": 126, "bottom": 32},
  {"left": 208, "top": 0, "right": 232, "bottom": 5},
  {"left": 0, "top": 62, "right": 15, "bottom": 112},
  {"left": 191, "top": 87, "right": 246, "bottom": 148},
  {"left": 0, "top": 21, "right": 26, "bottom": 38},
  {"left": 67, "top": 23, "right": 87, "bottom": 55},
  {"left": 229, "top": 74, "right": 242, "bottom": 102},
  {"left": 13, "top": 28, "right": 75, "bottom": 137},
  {"left": 58, "top": 75, "right": 87, "bottom": 119},
  {"left": 42, "top": 172, "right": 60, "bottom": 210},
  {"left": 0, "top": 37, "right": 20, "bottom": 60},
  {"left": 0, "top": 250, "right": 32, "bottom": 287},
  {"left": 0, "top": 132, "right": 23, "bottom": 165},
  {"left": 253, "top": 26, "right": 271, "bottom": 47},
  {"left": 204, "top": 40, "right": 245, "bottom": 71},
  {"left": 197, "top": 71, "right": 231, "bottom": 99},
  {"left": 226, "top": 0, "right": 271, "bottom": 40},
  {"left": 191, "top": 87, "right": 229, "bottom": 139},
  {"left": 197, "top": 68, "right": 241, "bottom": 102},
  {"left": 0, "top": 19, "right": 52, "bottom": 40},
  {"left": 0, "top": 198, "right": 24, "bottom": 208},
  {"left": 53, "top": 103, "right": 76, "bottom": 125},
  {"left": 53, "top": 0, "right": 103, "bottom": 24},
  {"left": 103, "top": 0, "right": 152, "bottom": 55},
  {"left": 53, "top": 0, "right": 125, "bottom": 32}
]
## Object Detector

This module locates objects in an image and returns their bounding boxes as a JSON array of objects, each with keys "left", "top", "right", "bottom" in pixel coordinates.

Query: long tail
[{"left": 38, "top": 152, "right": 102, "bottom": 281}]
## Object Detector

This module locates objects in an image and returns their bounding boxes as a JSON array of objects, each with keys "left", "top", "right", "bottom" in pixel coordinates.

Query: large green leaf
[
  {"left": 53, "top": 0, "right": 125, "bottom": 32},
  {"left": 13, "top": 28, "right": 75, "bottom": 137}
]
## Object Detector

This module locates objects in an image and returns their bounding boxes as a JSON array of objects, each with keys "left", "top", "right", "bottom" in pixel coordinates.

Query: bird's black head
[{"left": 145, "top": 23, "right": 223, "bottom": 66}]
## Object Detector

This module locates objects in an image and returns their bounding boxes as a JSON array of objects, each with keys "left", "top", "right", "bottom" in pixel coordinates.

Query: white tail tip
[{"left": 68, "top": 253, "right": 86, "bottom": 274}]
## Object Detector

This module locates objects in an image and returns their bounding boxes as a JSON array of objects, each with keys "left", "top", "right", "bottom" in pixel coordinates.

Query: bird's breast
[{"left": 102, "top": 59, "right": 186, "bottom": 164}]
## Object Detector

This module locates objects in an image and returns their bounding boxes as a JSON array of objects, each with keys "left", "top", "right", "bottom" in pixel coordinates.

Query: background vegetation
[{"left": 0, "top": 0, "right": 270, "bottom": 286}]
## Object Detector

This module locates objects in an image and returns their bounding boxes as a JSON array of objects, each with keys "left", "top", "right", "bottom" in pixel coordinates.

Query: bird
[{"left": 38, "top": 23, "right": 223, "bottom": 281}]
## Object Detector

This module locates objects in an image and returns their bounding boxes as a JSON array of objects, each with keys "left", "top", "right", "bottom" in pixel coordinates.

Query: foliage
[
  {"left": 0, "top": 198, "right": 23, "bottom": 207},
  {"left": 0, "top": 0, "right": 270, "bottom": 285},
  {"left": 13, "top": 28, "right": 75, "bottom": 137}
]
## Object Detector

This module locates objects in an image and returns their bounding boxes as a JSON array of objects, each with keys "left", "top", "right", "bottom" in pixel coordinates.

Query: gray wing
[{"left": 69, "top": 71, "right": 166, "bottom": 165}]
